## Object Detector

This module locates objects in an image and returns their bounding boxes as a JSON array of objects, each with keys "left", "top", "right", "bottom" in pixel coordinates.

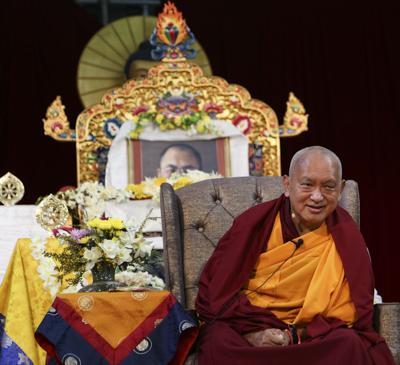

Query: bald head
[
  {"left": 289, "top": 146, "right": 342, "bottom": 180},
  {"left": 283, "top": 146, "right": 344, "bottom": 233}
]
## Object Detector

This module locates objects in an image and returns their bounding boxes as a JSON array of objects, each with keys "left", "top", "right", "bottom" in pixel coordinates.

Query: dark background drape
[{"left": 0, "top": 1, "right": 398, "bottom": 300}]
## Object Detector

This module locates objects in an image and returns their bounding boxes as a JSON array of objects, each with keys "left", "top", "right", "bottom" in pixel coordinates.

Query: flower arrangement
[
  {"left": 47, "top": 214, "right": 164, "bottom": 290},
  {"left": 129, "top": 109, "right": 216, "bottom": 139},
  {"left": 127, "top": 169, "right": 222, "bottom": 202},
  {"left": 127, "top": 91, "right": 222, "bottom": 139}
]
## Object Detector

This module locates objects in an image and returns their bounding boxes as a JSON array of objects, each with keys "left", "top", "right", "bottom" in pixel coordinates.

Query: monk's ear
[
  {"left": 338, "top": 179, "right": 345, "bottom": 200},
  {"left": 283, "top": 175, "right": 290, "bottom": 197},
  {"left": 340, "top": 179, "right": 346, "bottom": 192}
]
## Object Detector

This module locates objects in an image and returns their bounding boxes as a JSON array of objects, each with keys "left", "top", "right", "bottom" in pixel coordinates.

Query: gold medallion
[
  {"left": 35, "top": 194, "right": 69, "bottom": 231},
  {"left": 0, "top": 172, "right": 25, "bottom": 206}
]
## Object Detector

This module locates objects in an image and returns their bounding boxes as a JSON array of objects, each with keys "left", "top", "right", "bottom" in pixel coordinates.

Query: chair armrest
[{"left": 374, "top": 302, "right": 400, "bottom": 364}]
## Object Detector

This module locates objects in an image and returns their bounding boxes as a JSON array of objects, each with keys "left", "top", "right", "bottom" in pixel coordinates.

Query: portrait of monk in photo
[{"left": 157, "top": 143, "right": 203, "bottom": 178}]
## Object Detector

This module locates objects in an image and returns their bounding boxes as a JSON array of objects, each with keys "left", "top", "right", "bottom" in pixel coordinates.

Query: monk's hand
[{"left": 244, "top": 328, "right": 290, "bottom": 347}]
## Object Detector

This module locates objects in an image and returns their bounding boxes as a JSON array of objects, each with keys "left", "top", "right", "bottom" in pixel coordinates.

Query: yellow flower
[
  {"left": 154, "top": 177, "right": 167, "bottom": 187},
  {"left": 79, "top": 236, "right": 90, "bottom": 244},
  {"left": 196, "top": 121, "right": 206, "bottom": 134},
  {"left": 45, "top": 238, "right": 63, "bottom": 254},
  {"left": 109, "top": 218, "right": 125, "bottom": 230},
  {"left": 155, "top": 114, "right": 164, "bottom": 123},
  {"left": 98, "top": 220, "right": 112, "bottom": 230},
  {"left": 61, "top": 272, "right": 76, "bottom": 290},
  {"left": 87, "top": 217, "right": 102, "bottom": 228},
  {"left": 129, "top": 131, "right": 139, "bottom": 139},
  {"left": 159, "top": 124, "right": 168, "bottom": 131},
  {"left": 132, "top": 115, "right": 139, "bottom": 123},
  {"left": 202, "top": 113, "right": 211, "bottom": 123},
  {"left": 173, "top": 177, "right": 192, "bottom": 190},
  {"left": 127, "top": 183, "right": 152, "bottom": 200},
  {"left": 174, "top": 116, "right": 182, "bottom": 126}
]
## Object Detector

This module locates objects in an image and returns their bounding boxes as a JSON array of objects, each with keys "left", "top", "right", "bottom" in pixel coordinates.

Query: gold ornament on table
[
  {"left": 0, "top": 172, "right": 25, "bottom": 206},
  {"left": 35, "top": 194, "right": 69, "bottom": 231}
]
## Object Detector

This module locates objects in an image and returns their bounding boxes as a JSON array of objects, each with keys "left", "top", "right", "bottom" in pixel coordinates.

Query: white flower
[
  {"left": 130, "top": 170, "right": 221, "bottom": 202},
  {"left": 133, "top": 237, "right": 153, "bottom": 258},
  {"left": 119, "top": 231, "right": 134, "bottom": 248},
  {"left": 84, "top": 203, "right": 105, "bottom": 221},
  {"left": 142, "top": 178, "right": 161, "bottom": 197},
  {"left": 83, "top": 246, "right": 102, "bottom": 261},
  {"left": 62, "top": 282, "right": 83, "bottom": 293},
  {"left": 115, "top": 270, "right": 165, "bottom": 289},
  {"left": 30, "top": 237, "right": 61, "bottom": 297},
  {"left": 37, "top": 257, "right": 60, "bottom": 297},
  {"left": 98, "top": 239, "right": 120, "bottom": 260},
  {"left": 83, "top": 247, "right": 102, "bottom": 270},
  {"left": 116, "top": 247, "right": 133, "bottom": 265}
]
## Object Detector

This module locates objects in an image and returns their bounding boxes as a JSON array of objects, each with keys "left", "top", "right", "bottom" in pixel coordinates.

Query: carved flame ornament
[
  {"left": 156, "top": 2, "right": 188, "bottom": 46},
  {"left": 280, "top": 92, "right": 308, "bottom": 137},
  {"left": 42, "top": 96, "right": 76, "bottom": 142},
  {"left": 151, "top": 1, "right": 195, "bottom": 60},
  {"left": 0, "top": 172, "right": 25, "bottom": 206},
  {"left": 35, "top": 194, "right": 69, "bottom": 231}
]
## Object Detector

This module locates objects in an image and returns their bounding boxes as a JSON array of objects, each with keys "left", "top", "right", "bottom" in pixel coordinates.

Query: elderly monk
[{"left": 195, "top": 146, "right": 395, "bottom": 365}]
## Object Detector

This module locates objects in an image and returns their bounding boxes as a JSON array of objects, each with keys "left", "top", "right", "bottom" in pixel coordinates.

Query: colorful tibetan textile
[
  {"left": 0, "top": 239, "right": 55, "bottom": 365},
  {"left": 35, "top": 291, "right": 198, "bottom": 365}
]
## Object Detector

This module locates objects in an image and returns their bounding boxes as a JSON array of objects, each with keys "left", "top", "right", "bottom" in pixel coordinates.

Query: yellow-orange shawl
[{"left": 244, "top": 213, "right": 356, "bottom": 326}]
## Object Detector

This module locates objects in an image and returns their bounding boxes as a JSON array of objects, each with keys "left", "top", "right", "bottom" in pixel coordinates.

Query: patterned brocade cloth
[
  {"left": 0, "top": 238, "right": 54, "bottom": 365},
  {"left": 35, "top": 291, "right": 198, "bottom": 365}
]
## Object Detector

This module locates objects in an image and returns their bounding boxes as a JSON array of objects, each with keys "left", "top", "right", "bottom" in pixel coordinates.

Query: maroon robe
[{"left": 195, "top": 195, "right": 395, "bottom": 365}]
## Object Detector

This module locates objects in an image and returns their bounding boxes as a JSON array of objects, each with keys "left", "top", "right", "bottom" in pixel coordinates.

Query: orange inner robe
[{"left": 244, "top": 213, "right": 357, "bottom": 327}]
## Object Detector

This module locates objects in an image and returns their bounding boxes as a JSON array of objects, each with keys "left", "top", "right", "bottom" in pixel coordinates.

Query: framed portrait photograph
[{"left": 127, "top": 138, "right": 231, "bottom": 183}]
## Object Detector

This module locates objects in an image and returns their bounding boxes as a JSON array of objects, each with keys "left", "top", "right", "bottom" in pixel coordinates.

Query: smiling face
[{"left": 283, "top": 151, "right": 344, "bottom": 233}]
